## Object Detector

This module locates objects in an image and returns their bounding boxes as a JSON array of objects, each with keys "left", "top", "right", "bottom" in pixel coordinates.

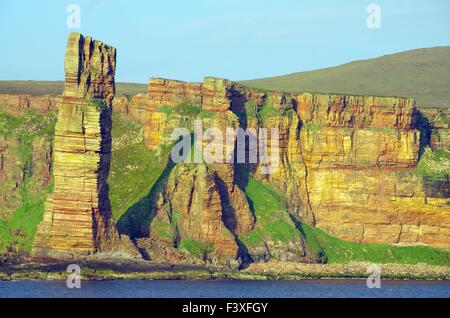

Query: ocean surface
[{"left": 0, "top": 280, "right": 449, "bottom": 298}]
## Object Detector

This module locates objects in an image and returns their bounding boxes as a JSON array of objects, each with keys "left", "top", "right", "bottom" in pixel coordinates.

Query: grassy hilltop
[{"left": 242, "top": 46, "right": 450, "bottom": 108}]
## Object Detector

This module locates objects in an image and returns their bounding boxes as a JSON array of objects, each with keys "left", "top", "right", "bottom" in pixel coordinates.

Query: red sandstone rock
[{"left": 32, "top": 33, "right": 139, "bottom": 259}]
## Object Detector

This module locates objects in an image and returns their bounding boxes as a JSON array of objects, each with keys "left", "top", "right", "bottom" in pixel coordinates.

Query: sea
[{"left": 0, "top": 279, "right": 449, "bottom": 298}]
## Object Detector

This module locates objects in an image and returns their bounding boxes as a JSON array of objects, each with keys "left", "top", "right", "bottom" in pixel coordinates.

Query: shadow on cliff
[
  {"left": 414, "top": 110, "right": 450, "bottom": 199},
  {"left": 416, "top": 109, "right": 433, "bottom": 159},
  {"left": 230, "top": 87, "right": 258, "bottom": 201},
  {"left": 116, "top": 153, "right": 176, "bottom": 240},
  {"left": 229, "top": 87, "right": 261, "bottom": 269},
  {"left": 289, "top": 214, "right": 327, "bottom": 264},
  {"left": 117, "top": 133, "right": 196, "bottom": 239}
]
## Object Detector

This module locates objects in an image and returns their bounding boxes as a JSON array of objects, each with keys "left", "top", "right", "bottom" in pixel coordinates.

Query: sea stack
[{"left": 32, "top": 32, "right": 139, "bottom": 259}]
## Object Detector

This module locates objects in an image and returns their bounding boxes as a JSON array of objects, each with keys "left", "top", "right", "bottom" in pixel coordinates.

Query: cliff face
[
  {"left": 142, "top": 77, "right": 450, "bottom": 256},
  {"left": 295, "top": 95, "right": 448, "bottom": 247},
  {"left": 1, "top": 65, "right": 449, "bottom": 263},
  {"left": 31, "top": 33, "right": 138, "bottom": 259},
  {"left": 0, "top": 115, "right": 54, "bottom": 218},
  {"left": 135, "top": 78, "right": 255, "bottom": 266},
  {"left": 0, "top": 95, "right": 59, "bottom": 115},
  {"left": 419, "top": 108, "right": 450, "bottom": 152},
  {"left": 112, "top": 94, "right": 149, "bottom": 125},
  {"left": 133, "top": 78, "right": 327, "bottom": 266}
]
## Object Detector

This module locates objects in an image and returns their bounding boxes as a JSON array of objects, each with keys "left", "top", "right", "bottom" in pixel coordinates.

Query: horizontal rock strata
[
  {"left": 32, "top": 33, "right": 139, "bottom": 259},
  {"left": 142, "top": 77, "right": 450, "bottom": 249}
]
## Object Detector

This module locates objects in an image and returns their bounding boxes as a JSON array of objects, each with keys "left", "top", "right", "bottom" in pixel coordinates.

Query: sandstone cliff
[
  {"left": 1, "top": 51, "right": 449, "bottom": 266},
  {"left": 31, "top": 33, "right": 138, "bottom": 259},
  {"left": 140, "top": 77, "right": 449, "bottom": 260},
  {"left": 0, "top": 95, "right": 59, "bottom": 116}
]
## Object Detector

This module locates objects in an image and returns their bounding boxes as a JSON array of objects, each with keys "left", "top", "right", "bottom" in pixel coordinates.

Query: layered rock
[
  {"left": 112, "top": 94, "right": 149, "bottom": 125},
  {"left": 32, "top": 33, "right": 138, "bottom": 259},
  {"left": 142, "top": 77, "right": 450, "bottom": 250},
  {"left": 146, "top": 163, "right": 241, "bottom": 266},
  {"left": 148, "top": 78, "right": 202, "bottom": 109},
  {"left": 138, "top": 78, "right": 256, "bottom": 265},
  {"left": 0, "top": 134, "right": 53, "bottom": 218},
  {"left": 0, "top": 94, "right": 59, "bottom": 115},
  {"left": 296, "top": 94, "right": 416, "bottom": 130},
  {"left": 3, "top": 71, "right": 448, "bottom": 262},
  {"left": 293, "top": 93, "right": 449, "bottom": 247},
  {"left": 139, "top": 78, "right": 313, "bottom": 265},
  {"left": 419, "top": 108, "right": 450, "bottom": 152}
]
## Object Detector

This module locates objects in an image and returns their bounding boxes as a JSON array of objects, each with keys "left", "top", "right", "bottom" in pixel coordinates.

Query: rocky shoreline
[{"left": 1, "top": 259, "right": 448, "bottom": 281}]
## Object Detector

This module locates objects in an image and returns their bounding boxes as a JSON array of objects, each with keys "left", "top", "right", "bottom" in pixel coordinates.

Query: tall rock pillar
[{"left": 32, "top": 33, "right": 138, "bottom": 259}]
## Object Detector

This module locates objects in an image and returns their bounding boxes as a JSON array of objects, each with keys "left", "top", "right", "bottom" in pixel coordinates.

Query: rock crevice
[{"left": 32, "top": 33, "right": 139, "bottom": 259}]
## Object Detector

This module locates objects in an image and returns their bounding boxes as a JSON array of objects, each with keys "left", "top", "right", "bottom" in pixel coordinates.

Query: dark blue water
[{"left": 0, "top": 280, "right": 449, "bottom": 298}]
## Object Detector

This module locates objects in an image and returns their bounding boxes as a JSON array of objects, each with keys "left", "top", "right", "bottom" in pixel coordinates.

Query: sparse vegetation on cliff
[
  {"left": 0, "top": 184, "right": 52, "bottom": 255},
  {"left": 242, "top": 176, "right": 450, "bottom": 266},
  {"left": 416, "top": 148, "right": 450, "bottom": 180},
  {"left": 108, "top": 112, "right": 169, "bottom": 221},
  {"left": 178, "top": 239, "right": 214, "bottom": 259},
  {"left": 258, "top": 98, "right": 284, "bottom": 124},
  {"left": 239, "top": 177, "right": 301, "bottom": 248},
  {"left": 0, "top": 108, "right": 56, "bottom": 254},
  {"left": 303, "top": 123, "right": 321, "bottom": 134},
  {"left": 298, "top": 223, "right": 450, "bottom": 265},
  {"left": 157, "top": 100, "right": 217, "bottom": 120}
]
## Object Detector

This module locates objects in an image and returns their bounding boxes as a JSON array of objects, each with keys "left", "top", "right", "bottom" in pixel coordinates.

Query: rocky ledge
[{"left": 0, "top": 260, "right": 448, "bottom": 281}]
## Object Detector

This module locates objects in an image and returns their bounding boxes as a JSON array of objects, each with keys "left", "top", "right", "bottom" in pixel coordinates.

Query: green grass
[
  {"left": 109, "top": 111, "right": 179, "bottom": 239},
  {"left": 242, "top": 46, "right": 450, "bottom": 108},
  {"left": 173, "top": 100, "right": 202, "bottom": 117},
  {"left": 303, "top": 123, "right": 321, "bottom": 134},
  {"left": 156, "top": 104, "right": 174, "bottom": 116},
  {"left": 240, "top": 176, "right": 450, "bottom": 266},
  {"left": 0, "top": 184, "right": 52, "bottom": 253},
  {"left": 0, "top": 108, "right": 56, "bottom": 143},
  {"left": 415, "top": 148, "right": 450, "bottom": 181},
  {"left": 89, "top": 98, "right": 107, "bottom": 111},
  {"left": 151, "top": 218, "right": 175, "bottom": 241},
  {"left": 157, "top": 101, "right": 217, "bottom": 120},
  {"left": 245, "top": 99, "right": 258, "bottom": 119},
  {"left": 239, "top": 177, "right": 300, "bottom": 248},
  {"left": 108, "top": 112, "right": 170, "bottom": 221},
  {"left": 0, "top": 108, "right": 56, "bottom": 254},
  {"left": 298, "top": 223, "right": 450, "bottom": 265},
  {"left": 258, "top": 97, "right": 285, "bottom": 124},
  {"left": 178, "top": 238, "right": 214, "bottom": 259},
  {"left": 198, "top": 109, "right": 217, "bottom": 119}
]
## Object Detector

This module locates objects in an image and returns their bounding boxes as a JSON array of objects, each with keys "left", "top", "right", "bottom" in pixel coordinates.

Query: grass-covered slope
[
  {"left": 299, "top": 223, "right": 450, "bottom": 265},
  {"left": 239, "top": 177, "right": 301, "bottom": 248},
  {"left": 0, "top": 81, "right": 147, "bottom": 96},
  {"left": 1, "top": 109, "right": 448, "bottom": 265},
  {"left": 108, "top": 112, "right": 170, "bottom": 221},
  {"left": 415, "top": 147, "right": 450, "bottom": 180},
  {"left": 243, "top": 46, "right": 450, "bottom": 108},
  {"left": 243, "top": 178, "right": 450, "bottom": 266}
]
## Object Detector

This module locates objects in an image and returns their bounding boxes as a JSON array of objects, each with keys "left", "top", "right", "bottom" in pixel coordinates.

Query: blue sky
[{"left": 0, "top": 0, "right": 449, "bottom": 83}]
